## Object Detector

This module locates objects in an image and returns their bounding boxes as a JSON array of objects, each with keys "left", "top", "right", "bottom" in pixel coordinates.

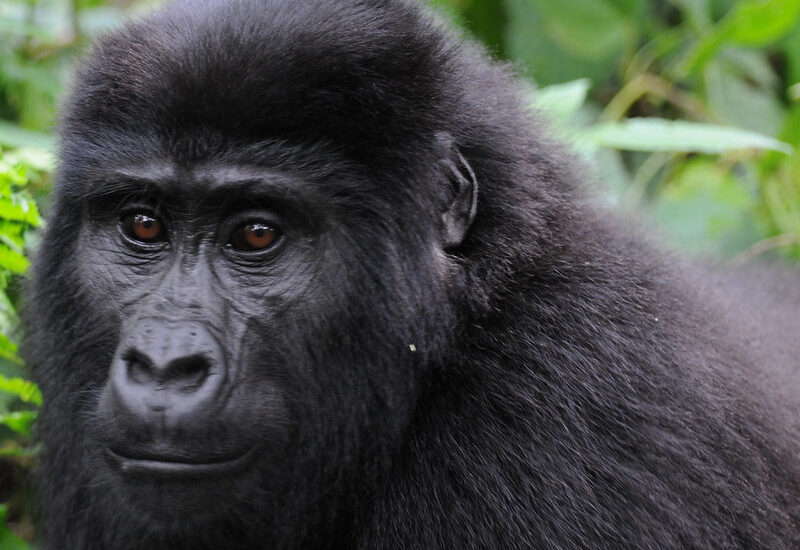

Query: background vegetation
[{"left": 0, "top": 0, "right": 798, "bottom": 545}]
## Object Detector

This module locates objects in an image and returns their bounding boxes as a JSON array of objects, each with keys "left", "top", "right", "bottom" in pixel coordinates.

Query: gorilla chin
[
  {"left": 24, "top": 0, "right": 800, "bottom": 548},
  {"left": 100, "top": 453, "right": 264, "bottom": 519},
  {"left": 94, "top": 387, "right": 281, "bottom": 521}
]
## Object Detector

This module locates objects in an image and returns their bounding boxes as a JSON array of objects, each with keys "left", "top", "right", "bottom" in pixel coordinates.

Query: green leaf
[
  {"left": 3, "top": 148, "right": 55, "bottom": 173},
  {"left": 0, "top": 244, "right": 30, "bottom": 275},
  {"left": 680, "top": 0, "right": 800, "bottom": 74},
  {"left": 0, "top": 235, "right": 23, "bottom": 256},
  {"left": 0, "top": 376, "right": 41, "bottom": 406},
  {"left": 529, "top": 0, "right": 637, "bottom": 59},
  {"left": 505, "top": 0, "right": 619, "bottom": 83},
  {"left": 0, "top": 122, "right": 54, "bottom": 151},
  {"left": 0, "top": 290, "right": 19, "bottom": 337},
  {"left": 0, "top": 335, "right": 21, "bottom": 366},
  {"left": 606, "top": 0, "right": 647, "bottom": 13},
  {"left": 0, "top": 503, "right": 30, "bottom": 550},
  {"left": 0, "top": 442, "right": 40, "bottom": 458},
  {"left": 15, "top": 195, "right": 40, "bottom": 226},
  {"left": 725, "top": 0, "right": 800, "bottom": 46},
  {"left": 649, "top": 158, "right": 765, "bottom": 256},
  {"left": 0, "top": 164, "right": 27, "bottom": 188},
  {"left": 582, "top": 118, "right": 793, "bottom": 154},
  {"left": 705, "top": 59, "right": 784, "bottom": 137},
  {"left": 671, "top": 0, "right": 713, "bottom": 30},
  {"left": 0, "top": 223, "right": 25, "bottom": 251},
  {"left": 782, "top": 25, "right": 800, "bottom": 84},
  {"left": 530, "top": 79, "right": 591, "bottom": 123},
  {"left": 0, "top": 411, "right": 37, "bottom": 436},
  {"left": 0, "top": 197, "right": 41, "bottom": 226}
]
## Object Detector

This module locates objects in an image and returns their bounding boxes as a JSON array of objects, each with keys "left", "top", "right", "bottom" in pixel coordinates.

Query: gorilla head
[{"left": 24, "top": 0, "right": 800, "bottom": 549}]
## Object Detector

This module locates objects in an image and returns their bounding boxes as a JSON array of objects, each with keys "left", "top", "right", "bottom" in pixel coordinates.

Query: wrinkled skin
[{"left": 24, "top": 1, "right": 800, "bottom": 549}]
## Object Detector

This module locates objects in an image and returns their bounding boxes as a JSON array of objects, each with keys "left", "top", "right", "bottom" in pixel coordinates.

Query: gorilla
[{"left": 22, "top": 0, "right": 800, "bottom": 548}]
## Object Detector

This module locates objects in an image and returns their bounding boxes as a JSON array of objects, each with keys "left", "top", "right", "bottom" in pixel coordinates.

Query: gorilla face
[
  {"left": 83, "top": 162, "right": 310, "bottom": 518},
  {"left": 65, "top": 145, "right": 473, "bottom": 523}
]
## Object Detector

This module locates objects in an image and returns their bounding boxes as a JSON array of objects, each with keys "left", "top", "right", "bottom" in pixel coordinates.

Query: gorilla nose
[
  {"left": 125, "top": 350, "right": 210, "bottom": 392},
  {"left": 108, "top": 320, "right": 226, "bottom": 426}
]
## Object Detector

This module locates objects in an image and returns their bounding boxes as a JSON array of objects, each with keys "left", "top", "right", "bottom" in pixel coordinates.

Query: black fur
[{"left": 24, "top": 0, "right": 800, "bottom": 548}]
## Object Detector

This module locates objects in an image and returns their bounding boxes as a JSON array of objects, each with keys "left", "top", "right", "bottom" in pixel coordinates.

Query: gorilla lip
[{"left": 105, "top": 446, "right": 257, "bottom": 478}]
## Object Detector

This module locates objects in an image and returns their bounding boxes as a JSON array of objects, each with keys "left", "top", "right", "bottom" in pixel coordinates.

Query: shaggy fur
[{"left": 24, "top": 0, "right": 800, "bottom": 548}]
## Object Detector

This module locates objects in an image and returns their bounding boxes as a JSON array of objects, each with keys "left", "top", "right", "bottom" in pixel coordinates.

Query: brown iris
[
  {"left": 122, "top": 213, "right": 165, "bottom": 244},
  {"left": 230, "top": 223, "right": 278, "bottom": 252}
]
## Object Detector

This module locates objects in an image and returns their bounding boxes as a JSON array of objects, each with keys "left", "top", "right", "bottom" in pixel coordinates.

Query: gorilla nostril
[
  {"left": 165, "top": 355, "right": 210, "bottom": 393},
  {"left": 124, "top": 349, "right": 155, "bottom": 385},
  {"left": 122, "top": 349, "right": 210, "bottom": 393}
]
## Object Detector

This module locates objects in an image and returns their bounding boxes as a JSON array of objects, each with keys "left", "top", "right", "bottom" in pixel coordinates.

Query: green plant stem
[
  {"left": 600, "top": 73, "right": 713, "bottom": 122},
  {"left": 728, "top": 233, "right": 800, "bottom": 267}
]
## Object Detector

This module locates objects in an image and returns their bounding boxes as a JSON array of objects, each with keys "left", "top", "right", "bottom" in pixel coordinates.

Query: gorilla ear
[{"left": 438, "top": 136, "right": 478, "bottom": 249}]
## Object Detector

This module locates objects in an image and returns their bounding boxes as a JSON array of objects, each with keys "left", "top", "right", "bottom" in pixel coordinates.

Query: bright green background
[{"left": 1, "top": 0, "right": 800, "bottom": 545}]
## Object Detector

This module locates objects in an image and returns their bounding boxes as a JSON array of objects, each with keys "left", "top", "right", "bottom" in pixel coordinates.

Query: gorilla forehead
[
  {"left": 62, "top": 0, "right": 455, "bottom": 164},
  {"left": 83, "top": 158, "right": 377, "bottom": 218}
]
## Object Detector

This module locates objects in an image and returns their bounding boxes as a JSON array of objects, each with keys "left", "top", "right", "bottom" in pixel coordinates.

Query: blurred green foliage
[
  {"left": 0, "top": 0, "right": 798, "bottom": 544},
  {"left": 0, "top": 153, "right": 41, "bottom": 548},
  {"left": 436, "top": 0, "right": 800, "bottom": 260}
]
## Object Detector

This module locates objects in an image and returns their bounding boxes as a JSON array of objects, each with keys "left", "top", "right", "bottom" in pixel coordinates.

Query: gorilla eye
[
  {"left": 122, "top": 213, "right": 166, "bottom": 244},
  {"left": 229, "top": 223, "right": 279, "bottom": 252}
]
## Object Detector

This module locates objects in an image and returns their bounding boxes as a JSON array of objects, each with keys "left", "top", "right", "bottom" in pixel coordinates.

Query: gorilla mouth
[{"left": 105, "top": 446, "right": 257, "bottom": 478}]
